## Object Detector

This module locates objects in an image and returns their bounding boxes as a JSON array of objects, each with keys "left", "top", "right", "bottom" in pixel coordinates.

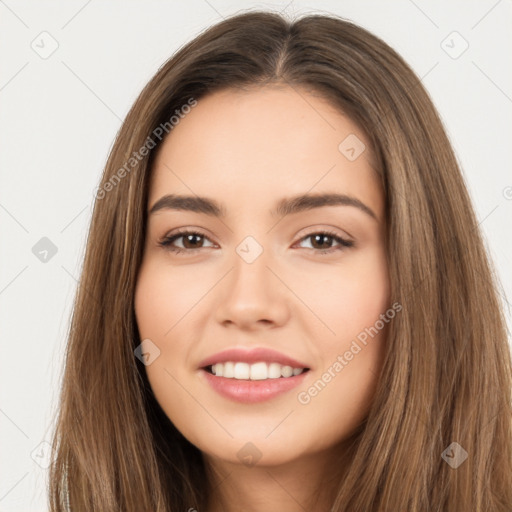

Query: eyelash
[{"left": 157, "top": 228, "right": 354, "bottom": 255}]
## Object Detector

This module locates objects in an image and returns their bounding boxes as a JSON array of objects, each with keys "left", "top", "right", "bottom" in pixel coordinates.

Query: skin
[{"left": 134, "top": 85, "right": 390, "bottom": 512}]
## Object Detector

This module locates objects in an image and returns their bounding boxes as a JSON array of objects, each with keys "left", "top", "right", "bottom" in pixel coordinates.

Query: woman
[{"left": 49, "top": 10, "right": 512, "bottom": 512}]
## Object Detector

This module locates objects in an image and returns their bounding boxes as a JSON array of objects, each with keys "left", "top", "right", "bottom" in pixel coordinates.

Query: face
[{"left": 134, "top": 85, "right": 390, "bottom": 467}]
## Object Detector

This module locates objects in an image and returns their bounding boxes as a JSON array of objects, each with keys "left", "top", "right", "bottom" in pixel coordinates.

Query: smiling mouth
[{"left": 203, "top": 361, "right": 310, "bottom": 380}]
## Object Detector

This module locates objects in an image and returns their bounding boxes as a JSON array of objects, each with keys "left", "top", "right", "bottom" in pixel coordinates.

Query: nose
[{"left": 214, "top": 244, "right": 290, "bottom": 330}]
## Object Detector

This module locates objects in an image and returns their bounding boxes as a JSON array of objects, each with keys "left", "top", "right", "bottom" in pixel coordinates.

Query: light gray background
[{"left": 1, "top": 1, "right": 511, "bottom": 510}]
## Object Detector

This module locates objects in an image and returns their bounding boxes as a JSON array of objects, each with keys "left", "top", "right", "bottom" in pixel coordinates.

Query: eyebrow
[{"left": 148, "top": 192, "right": 378, "bottom": 221}]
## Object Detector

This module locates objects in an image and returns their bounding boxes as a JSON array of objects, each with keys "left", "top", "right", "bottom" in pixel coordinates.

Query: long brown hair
[{"left": 49, "top": 10, "right": 512, "bottom": 511}]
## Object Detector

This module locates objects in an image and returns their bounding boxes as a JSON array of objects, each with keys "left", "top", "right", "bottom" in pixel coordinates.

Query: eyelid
[{"left": 294, "top": 224, "right": 354, "bottom": 243}]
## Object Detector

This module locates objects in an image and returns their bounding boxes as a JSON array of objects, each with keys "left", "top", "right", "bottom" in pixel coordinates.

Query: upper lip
[{"left": 198, "top": 347, "right": 310, "bottom": 369}]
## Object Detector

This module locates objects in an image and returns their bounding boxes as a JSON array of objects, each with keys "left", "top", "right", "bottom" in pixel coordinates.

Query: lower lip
[{"left": 200, "top": 368, "right": 309, "bottom": 403}]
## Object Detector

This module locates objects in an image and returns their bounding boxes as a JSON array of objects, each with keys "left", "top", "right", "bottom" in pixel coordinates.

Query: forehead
[{"left": 148, "top": 85, "right": 383, "bottom": 218}]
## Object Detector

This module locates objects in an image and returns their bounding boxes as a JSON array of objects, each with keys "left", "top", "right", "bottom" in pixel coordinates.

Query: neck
[{"left": 203, "top": 443, "right": 349, "bottom": 512}]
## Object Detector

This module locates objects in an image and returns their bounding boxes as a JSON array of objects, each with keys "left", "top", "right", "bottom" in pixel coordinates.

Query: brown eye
[
  {"left": 158, "top": 230, "right": 215, "bottom": 253},
  {"left": 297, "top": 231, "right": 354, "bottom": 254},
  {"left": 181, "top": 233, "right": 204, "bottom": 249},
  {"left": 310, "top": 233, "right": 335, "bottom": 250},
  {"left": 159, "top": 229, "right": 353, "bottom": 256}
]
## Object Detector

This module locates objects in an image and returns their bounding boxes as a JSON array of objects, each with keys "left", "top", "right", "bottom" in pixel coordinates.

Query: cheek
[
  {"left": 134, "top": 259, "right": 211, "bottom": 338},
  {"left": 134, "top": 262, "right": 204, "bottom": 441},
  {"left": 134, "top": 262, "right": 195, "bottom": 377},
  {"left": 291, "top": 248, "right": 389, "bottom": 438},
  {"left": 294, "top": 320, "right": 388, "bottom": 449},
  {"left": 295, "top": 246, "right": 390, "bottom": 341},
  {"left": 296, "top": 342, "right": 384, "bottom": 448}
]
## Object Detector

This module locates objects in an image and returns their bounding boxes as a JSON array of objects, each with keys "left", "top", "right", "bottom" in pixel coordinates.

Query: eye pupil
[
  {"left": 183, "top": 234, "right": 203, "bottom": 248},
  {"left": 311, "top": 234, "right": 332, "bottom": 249}
]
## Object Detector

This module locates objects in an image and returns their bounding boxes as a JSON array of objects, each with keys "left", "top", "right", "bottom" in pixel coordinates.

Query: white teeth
[
  {"left": 268, "top": 362, "right": 282, "bottom": 379},
  {"left": 250, "top": 362, "right": 268, "bottom": 380},
  {"left": 281, "top": 365, "right": 293, "bottom": 378},
  {"left": 234, "top": 362, "right": 250, "bottom": 379},
  {"left": 209, "top": 362, "right": 306, "bottom": 380},
  {"left": 223, "top": 362, "right": 234, "bottom": 378}
]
